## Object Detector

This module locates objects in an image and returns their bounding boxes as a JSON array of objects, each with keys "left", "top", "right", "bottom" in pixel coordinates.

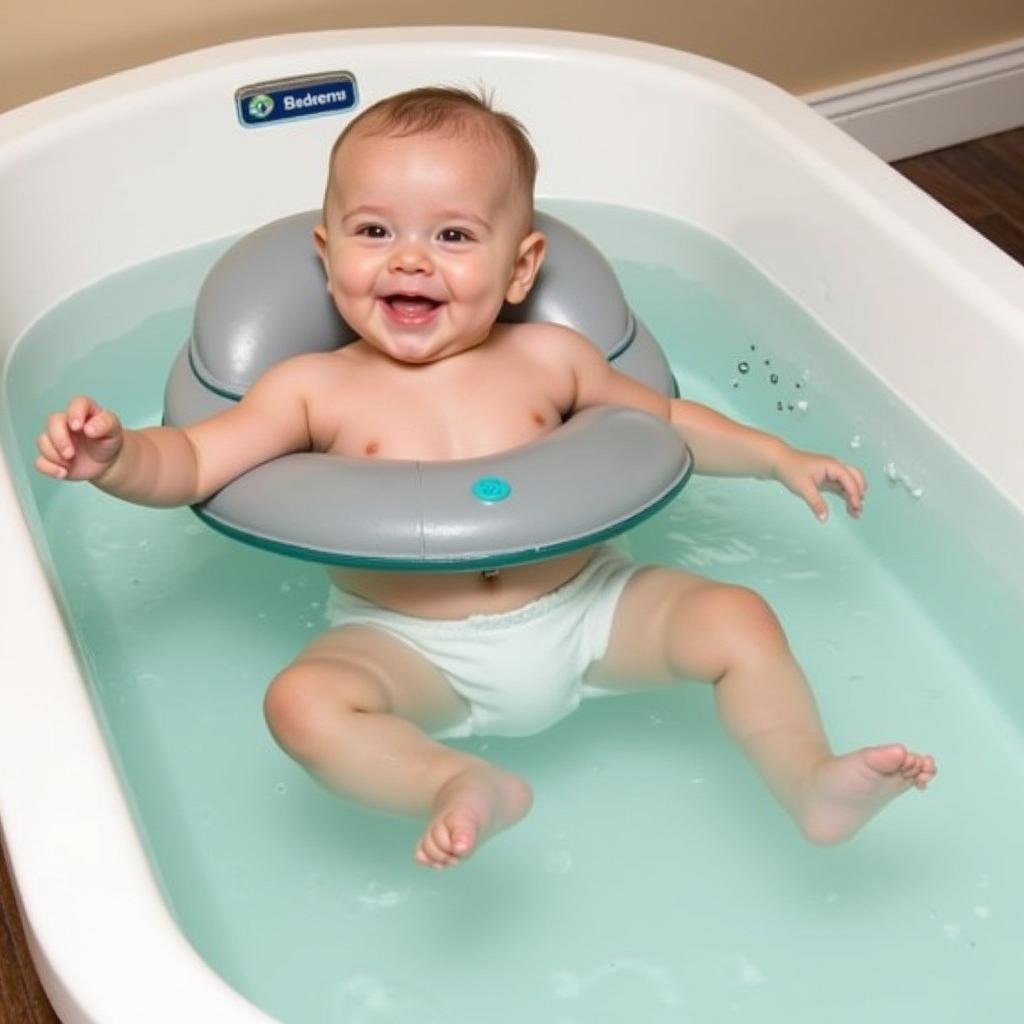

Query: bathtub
[{"left": 2, "top": 27, "right": 1023, "bottom": 1024}]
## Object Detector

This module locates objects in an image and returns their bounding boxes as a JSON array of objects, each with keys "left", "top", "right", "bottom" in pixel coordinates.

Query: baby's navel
[{"left": 364, "top": 440, "right": 380, "bottom": 456}]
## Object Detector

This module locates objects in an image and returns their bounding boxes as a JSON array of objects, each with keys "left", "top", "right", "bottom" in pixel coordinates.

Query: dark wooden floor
[
  {"left": 1, "top": 125, "right": 1022, "bottom": 1024},
  {"left": 892, "top": 127, "right": 1024, "bottom": 264}
]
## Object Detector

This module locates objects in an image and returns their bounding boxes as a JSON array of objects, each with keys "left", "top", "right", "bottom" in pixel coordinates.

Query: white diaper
[{"left": 324, "top": 545, "right": 641, "bottom": 739}]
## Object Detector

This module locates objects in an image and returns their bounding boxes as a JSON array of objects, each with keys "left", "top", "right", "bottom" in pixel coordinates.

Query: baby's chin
[{"left": 360, "top": 334, "right": 474, "bottom": 366}]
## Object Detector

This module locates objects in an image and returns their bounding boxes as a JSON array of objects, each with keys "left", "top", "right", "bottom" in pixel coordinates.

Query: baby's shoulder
[
  {"left": 498, "top": 320, "right": 600, "bottom": 367},
  {"left": 250, "top": 348, "right": 357, "bottom": 399}
]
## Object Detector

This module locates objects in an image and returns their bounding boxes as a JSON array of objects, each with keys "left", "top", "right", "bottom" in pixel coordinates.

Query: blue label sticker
[{"left": 236, "top": 72, "right": 358, "bottom": 127}]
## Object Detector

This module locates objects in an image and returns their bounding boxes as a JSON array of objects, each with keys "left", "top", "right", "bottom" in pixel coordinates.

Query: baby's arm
[
  {"left": 548, "top": 326, "right": 865, "bottom": 521},
  {"left": 36, "top": 358, "right": 315, "bottom": 507}
]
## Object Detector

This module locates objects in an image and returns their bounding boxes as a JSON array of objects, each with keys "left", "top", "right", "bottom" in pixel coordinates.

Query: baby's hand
[
  {"left": 36, "top": 396, "right": 124, "bottom": 482},
  {"left": 772, "top": 445, "right": 866, "bottom": 521}
]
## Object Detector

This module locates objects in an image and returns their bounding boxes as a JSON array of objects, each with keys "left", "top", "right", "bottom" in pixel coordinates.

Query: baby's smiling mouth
[{"left": 381, "top": 293, "right": 444, "bottom": 324}]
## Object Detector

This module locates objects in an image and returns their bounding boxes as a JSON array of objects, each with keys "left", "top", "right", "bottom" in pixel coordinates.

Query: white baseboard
[{"left": 803, "top": 38, "right": 1024, "bottom": 160}]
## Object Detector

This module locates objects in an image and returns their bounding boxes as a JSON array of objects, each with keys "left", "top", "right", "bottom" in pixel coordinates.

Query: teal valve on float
[{"left": 472, "top": 476, "right": 512, "bottom": 504}]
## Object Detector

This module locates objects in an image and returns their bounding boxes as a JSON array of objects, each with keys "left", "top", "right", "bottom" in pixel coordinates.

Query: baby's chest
[{"left": 320, "top": 374, "right": 564, "bottom": 460}]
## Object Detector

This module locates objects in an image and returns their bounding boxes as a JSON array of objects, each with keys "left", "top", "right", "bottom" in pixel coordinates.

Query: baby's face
[{"left": 315, "top": 129, "right": 544, "bottom": 364}]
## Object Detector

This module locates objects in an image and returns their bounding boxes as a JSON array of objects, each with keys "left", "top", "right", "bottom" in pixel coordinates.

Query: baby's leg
[
  {"left": 587, "top": 568, "right": 935, "bottom": 843},
  {"left": 264, "top": 625, "right": 532, "bottom": 868}
]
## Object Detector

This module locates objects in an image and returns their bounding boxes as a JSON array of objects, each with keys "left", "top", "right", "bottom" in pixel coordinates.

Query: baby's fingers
[
  {"left": 35, "top": 433, "right": 71, "bottom": 478},
  {"left": 66, "top": 395, "right": 97, "bottom": 432},
  {"left": 81, "top": 407, "right": 119, "bottom": 441},
  {"left": 44, "top": 411, "right": 77, "bottom": 460},
  {"left": 821, "top": 463, "right": 866, "bottom": 516}
]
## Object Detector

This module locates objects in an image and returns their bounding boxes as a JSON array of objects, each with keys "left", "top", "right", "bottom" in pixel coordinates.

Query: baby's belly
[{"left": 327, "top": 547, "right": 597, "bottom": 618}]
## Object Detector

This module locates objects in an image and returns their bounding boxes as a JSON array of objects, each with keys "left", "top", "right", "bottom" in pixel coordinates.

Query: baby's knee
[
  {"left": 689, "top": 583, "right": 788, "bottom": 668},
  {"left": 263, "top": 658, "right": 384, "bottom": 761}
]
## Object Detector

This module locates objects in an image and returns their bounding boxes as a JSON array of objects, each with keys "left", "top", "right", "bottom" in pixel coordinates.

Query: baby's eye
[
  {"left": 357, "top": 224, "right": 389, "bottom": 239},
  {"left": 438, "top": 228, "right": 472, "bottom": 243}
]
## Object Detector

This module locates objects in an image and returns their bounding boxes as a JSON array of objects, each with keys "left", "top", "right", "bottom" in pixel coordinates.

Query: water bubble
[
  {"left": 973, "top": 906, "right": 991, "bottom": 919},
  {"left": 357, "top": 883, "right": 409, "bottom": 910},
  {"left": 274, "top": 782, "right": 288, "bottom": 796},
  {"left": 737, "top": 955, "right": 765, "bottom": 987},
  {"left": 737, "top": 361, "right": 750, "bottom": 374},
  {"left": 545, "top": 849, "right": 574, "bottom": 875},
  {"left": 850, "top": 434, "right": 862, "bottom": 449},
  {"left": 280, "top": 581, "right": 292, "bottom": 594},
  {"left": 649, "top": 713, "right": 664, "bottom": 726},
  {"left": 796, "top": 400, "right": 809, "bottom": 414},
  {"left": 942, "top": 923, "right": 960, "bottom": 942},
  {"left": 776, "top": 401, "right": 784, "bottom": 411},
  {"left": 769, "top": 373, "right": 779, "bottom": 384}
]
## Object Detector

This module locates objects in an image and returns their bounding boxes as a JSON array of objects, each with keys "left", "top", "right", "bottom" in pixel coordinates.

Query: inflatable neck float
[{"left": 164, "top": 211, "right": 692, "bottom": 570}]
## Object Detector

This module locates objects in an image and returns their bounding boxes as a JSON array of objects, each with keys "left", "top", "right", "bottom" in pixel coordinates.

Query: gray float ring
[{"left": 163, "top": 210, "right": 692, "bottom": 569}]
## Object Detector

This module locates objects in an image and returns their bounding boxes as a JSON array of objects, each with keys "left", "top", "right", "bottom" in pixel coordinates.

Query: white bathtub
[{"left": 2, "top": 28, "right": 1023, "bottom": 1024}]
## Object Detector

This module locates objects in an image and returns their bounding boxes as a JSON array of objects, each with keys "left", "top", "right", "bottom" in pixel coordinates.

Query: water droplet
[
  {"left": 796, "top": 400, "right": 808, "bottom": 413},
  {"left": 776, "top": 401, "right": 784, "bottom": 411},
  {"left": 943, "top": 923, "right": 960, "bottom": 942},
  {"left": 275, "top": 782, "right": 288, "bottom": 796},
  {"left": 769, "top": 373, "right": 779, "bottom": 384},
  {"left": 884, "top": 460, "right": 899, "bottom": 481},
  {"left": 649, "top": 714, "right": 664, "bottom": 726},
  {"left": 973, "top": 906, "right": 990, "bottom": 919},
  {"left": 737, "top": 361, "right": 750, "bottom": 374},
  {"left": 850, "top": 434, "right": 862, "bottom": 448}
]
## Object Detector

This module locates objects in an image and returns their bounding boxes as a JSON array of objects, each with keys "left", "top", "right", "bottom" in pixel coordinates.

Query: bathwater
[{"left": 5, "top": 201, "right": 1024, "bottom": 1023}]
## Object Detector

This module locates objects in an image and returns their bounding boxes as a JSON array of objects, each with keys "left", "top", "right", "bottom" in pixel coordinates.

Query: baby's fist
[{"left": 36, "top": 396, "right": 123, "bottom": 482}]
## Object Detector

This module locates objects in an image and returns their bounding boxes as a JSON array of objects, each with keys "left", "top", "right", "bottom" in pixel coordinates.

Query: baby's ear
[
  {"left": 505, "top": 231, "right": 547, "bottom": 304},
  {"left": 312, "top": 225, "right": 330, "bottom": 283}
]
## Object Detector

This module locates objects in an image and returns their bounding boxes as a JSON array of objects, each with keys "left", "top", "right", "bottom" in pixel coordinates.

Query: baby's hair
[{"left": 323, "top": 85, "right": 538, "bottom": 213}]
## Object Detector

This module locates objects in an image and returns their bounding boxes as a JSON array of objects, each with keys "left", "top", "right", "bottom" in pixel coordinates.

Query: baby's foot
[
  {"left": 798, "top": 743, "right": 936, "bottom": 845},
  {"left": 415, "top": 766, "right": 533, "bottom": 869}
]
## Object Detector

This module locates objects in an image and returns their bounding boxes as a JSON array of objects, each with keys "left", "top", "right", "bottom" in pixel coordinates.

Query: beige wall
[{"left": 3, "top": 0, "right": 1024, "bottom": 112}]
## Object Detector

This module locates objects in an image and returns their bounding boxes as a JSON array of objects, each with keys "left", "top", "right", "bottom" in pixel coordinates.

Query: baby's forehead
[{"left": 336, "top": 119, "right": 514, "bottom": 167}]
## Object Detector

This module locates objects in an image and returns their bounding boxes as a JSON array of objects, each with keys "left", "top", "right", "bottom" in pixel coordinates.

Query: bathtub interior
[{"left": 3, "top": 30, "right": 1024, "bottom": 1024}]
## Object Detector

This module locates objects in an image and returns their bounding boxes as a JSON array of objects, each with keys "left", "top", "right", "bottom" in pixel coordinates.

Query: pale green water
[{"left": 4, "top": 201, "right": 1024, "bottom": 1022}]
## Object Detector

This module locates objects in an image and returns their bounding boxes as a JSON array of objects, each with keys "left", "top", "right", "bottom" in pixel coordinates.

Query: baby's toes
[{"left": 416, "top": 829, "right": 455, "bottom": 869}]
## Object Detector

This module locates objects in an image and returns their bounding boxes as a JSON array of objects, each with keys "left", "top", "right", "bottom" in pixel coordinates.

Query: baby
[{"left": 37, "top": 86, "right": 935, "bottom": 869}]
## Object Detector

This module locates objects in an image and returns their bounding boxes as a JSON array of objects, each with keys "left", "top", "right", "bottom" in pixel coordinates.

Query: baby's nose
[{"left": 389, "top": 239, "right": 432, "bottom": 273}]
